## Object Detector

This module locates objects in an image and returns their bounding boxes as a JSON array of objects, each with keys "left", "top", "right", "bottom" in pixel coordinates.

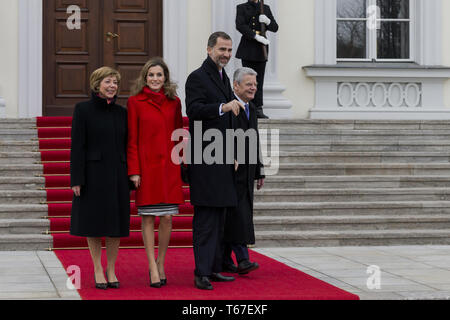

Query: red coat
[{"left": 127, "top": 86, "right": 184, "bottom": 207}]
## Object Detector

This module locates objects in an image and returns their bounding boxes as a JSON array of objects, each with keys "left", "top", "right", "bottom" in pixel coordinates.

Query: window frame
[{"left": 336, "top": 0, "right": 415, "bottom": 62}]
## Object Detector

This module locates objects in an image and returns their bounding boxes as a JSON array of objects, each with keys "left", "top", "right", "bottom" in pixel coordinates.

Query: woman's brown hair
[
  {"left": 131, "top": 57, "right": 178, "bottom": 99},
  {"left": 90, "top": 66, "right": 121, "bottom": 94}
]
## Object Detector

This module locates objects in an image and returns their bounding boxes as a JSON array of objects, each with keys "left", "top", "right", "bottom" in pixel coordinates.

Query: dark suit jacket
[
  {"left": 185, "top": 56, "right": 238, "bottom": 207},
  {"left": 225, "top": 98, "right": 265, "bottom": 244},
  {"left": 236, "top": 0, "right": 279, "bottom": 62}
]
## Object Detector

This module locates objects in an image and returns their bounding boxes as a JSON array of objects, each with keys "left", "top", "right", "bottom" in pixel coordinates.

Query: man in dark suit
[
  {"left": 223, "top": 67, "right": 265, "bottom": 275},
  {"left": 186, "top": 31, "right": 246, "bottom": 290},
  {"left": 236, "top": 0, "right": 279, "bottom": 119}
]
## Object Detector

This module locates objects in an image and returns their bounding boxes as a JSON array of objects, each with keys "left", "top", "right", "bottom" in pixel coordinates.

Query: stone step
[
  {"left": 0, "top": 219, "right": 49, "bottom": 235},
  {"left": 0, "top": 119, "right": 36, "bottom": 129},
  {"left": 274, "top": 152, "right": 450, "bottom": 164},
  {"left": 0, "top": 234, "right": 52, "bottom": 251},
  {"left": 0, "top": 129, "right": 37, "bottom": 141},
  {"left": 0, "top": 140, "right": 38, "bottom": 152},
  {"left": 253, "top": 201, "right": 450, "bottom": 217},
  {"left": 0, "top": 152, "right": 40, "bottom": 164},
  {"left": 258, "top": 119, "right": 450, "bottom": 131},
  {"left": 254, "top": 188, "right": 450, "bottom": 203},
  {"left": 0, "top": 204, "right": 48, "bottom": 219},
  {"left": 263, "top": 175, "right": 450, "bottom": 189},
  {"left": 253, "top": 215, "right": 450, "bottom": 231},
  {"left": 0, "top": 190, "right": 46, "bottom": 204},
  {"left": 272, "top": 163, "right": 450, "bottom": 176},
  {"left": 254, "top": 229, "right": 450, "bottom": 247},
  {"left": 0, "top": 164, "right": 43, "bottom": 177},
  {"left": 0, "top": 177, "right": 44, "bottom": 190},
  {"left": 270, "top": 129, "right": 450, "bottom": 141},
  {"left": 262, "top": 140, "right": 450, "bottom": 152}
]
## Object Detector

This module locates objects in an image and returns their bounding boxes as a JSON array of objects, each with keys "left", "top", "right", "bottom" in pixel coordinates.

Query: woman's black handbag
[{"left": 128, "top": 179, "right": 137, "bottom": 191}]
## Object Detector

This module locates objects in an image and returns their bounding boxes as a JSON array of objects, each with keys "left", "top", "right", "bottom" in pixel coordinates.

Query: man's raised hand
[{"left": 222, "top": 100, "right": 246, "bottom": 116}]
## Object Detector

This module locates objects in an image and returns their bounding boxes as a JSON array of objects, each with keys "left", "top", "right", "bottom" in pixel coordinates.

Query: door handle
[{"left": 106, "top": 32, "right": 120, "bottom": 42}]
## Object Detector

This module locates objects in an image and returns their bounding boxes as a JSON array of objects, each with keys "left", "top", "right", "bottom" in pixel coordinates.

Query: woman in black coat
[{"left": 70, "top": 66, "right": 130, "bottom": 290}]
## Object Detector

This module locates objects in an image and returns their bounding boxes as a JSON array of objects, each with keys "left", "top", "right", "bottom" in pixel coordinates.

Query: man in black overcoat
[
  {"left": 185, "top": 31, "right": 246, "bottom": 290},
  {"left": 236, "top": 0, "right": 279, "bottom": 119},
  {"left": 223, "top": 67, "right": 265, "bottom": 275}
]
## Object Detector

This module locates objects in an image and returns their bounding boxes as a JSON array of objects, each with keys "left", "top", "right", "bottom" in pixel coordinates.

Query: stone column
[
  {"left": 18, "top": 0, "right": 43, "bottom": 118},
  {"left": 163, "top": 0, "right": 188, "bottom": 114},
  {"left": 211, "top": 0, "right": 292, "bottom": 118}
]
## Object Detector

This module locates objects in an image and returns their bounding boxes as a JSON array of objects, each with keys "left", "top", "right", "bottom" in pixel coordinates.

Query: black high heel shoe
[
  {"left": 94, "top": 275, "right": 108, "bottom": 290},
  {"left": 160, "top": 278, "right": 167, "bottom": 286},
  {"left": 106, "top": 272, "right": 120, "bottom": 289},
  {"left": 149, "top": 272, "right": 161, "bottom": 288}
]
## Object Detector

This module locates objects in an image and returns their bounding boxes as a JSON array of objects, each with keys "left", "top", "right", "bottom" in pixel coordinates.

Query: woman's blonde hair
[
  {"left": 90, "top": 67, "right": 121, "bottom": 94},
  {"left": 131, "top": 57, "right": 178, "bottom": 99}
]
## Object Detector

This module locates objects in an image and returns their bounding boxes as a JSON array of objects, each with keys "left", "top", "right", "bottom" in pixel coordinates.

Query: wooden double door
[{"left": 43, "top": 0, "right": 163, "bottom": 116}]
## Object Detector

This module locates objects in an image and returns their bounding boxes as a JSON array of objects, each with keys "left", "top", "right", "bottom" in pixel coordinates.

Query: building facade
[{"left": 1, "top": 0, "right": 450, "bottom": 119}]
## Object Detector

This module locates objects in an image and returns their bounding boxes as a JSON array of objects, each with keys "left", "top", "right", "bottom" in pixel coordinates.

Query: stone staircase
[
  {"left": 2, "top": 118, "right": 450, "bottom": 250},
  {"left": 254, "top": 119, "right": 450, "bottom": 247},
  {"left": 0, "top": 119, "right": 52, "bottom": 250}
]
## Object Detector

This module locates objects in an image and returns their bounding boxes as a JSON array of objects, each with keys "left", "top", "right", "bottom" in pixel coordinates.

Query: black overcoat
[
  {"left": 236, "top": 0, "right": 279, "bottom": 62},
  {"left": 70, "top": 93, "right": 130, "bottom": 237},
  {"left": 224, "top": 100, "right": 265, "bottom": 244},
  {"left": 185, "top": 56, "right": 238, "bottom": 208}
]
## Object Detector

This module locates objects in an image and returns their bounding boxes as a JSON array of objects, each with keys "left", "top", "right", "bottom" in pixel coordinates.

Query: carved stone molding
[
  {"left": 304, "top": 64, "right": 450, "bottom": 120},
  {"left": 337, "top": 82, "right": 422, "bottom": 109}
]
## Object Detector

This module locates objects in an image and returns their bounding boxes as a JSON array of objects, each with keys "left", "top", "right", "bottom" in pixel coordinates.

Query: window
[{"left": 337, "top": 0, "right": 413, "bottom": 61}]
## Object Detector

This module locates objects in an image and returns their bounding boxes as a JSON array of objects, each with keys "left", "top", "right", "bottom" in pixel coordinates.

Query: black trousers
[
  {"left": 224, "top": 244, "right": 250, "bottom": 266},
  {"left": 241, "top": 60, "right": 267, "bottom": 108},
  {"left": 192, "top": 206, "right": 226, "bottom": 277}
]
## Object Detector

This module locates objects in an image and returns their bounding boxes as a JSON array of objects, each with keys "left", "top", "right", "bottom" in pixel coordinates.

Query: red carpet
[{"left": 55, "top": 248, "right": 359, "bottom": 300}]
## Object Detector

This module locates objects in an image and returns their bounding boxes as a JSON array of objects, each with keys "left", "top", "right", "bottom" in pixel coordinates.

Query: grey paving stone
[
  {"left": 58, "top": 290, "right": 81, "bottom": 299},
  {"left": 427, "top": 284, "right": 450, "bottom": 291},
  {"left": 404, "top": 273, "right": 450, "bottom": 284},
  {"left": 0, "top": 266, "right": 47, "bottom": 275},
  {"left": 0, "top": 291, "right": 59, "bottom": 300},
  {"left": 385, "top": 267, "right": 439, "bottom": 276},
  {"left": 397, "top": 291, "right": 450, "bottom": 300},
  {"left": 356, "top": 292, "right": 405, "bottom": 300},
  {"left": 0, "top": 275, "right": 51, "bottom": 284},
  {"left": 0, "top": 282, "right": 55, "bottom": 293}
]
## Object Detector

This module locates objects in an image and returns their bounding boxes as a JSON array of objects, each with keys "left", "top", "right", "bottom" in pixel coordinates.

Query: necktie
[{"left": 245, "top": 103, "right": 250, "bottom": 120}]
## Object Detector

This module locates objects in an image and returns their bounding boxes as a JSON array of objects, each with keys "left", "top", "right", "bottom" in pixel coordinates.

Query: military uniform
[{"left": 236, "top": 0, "right": 279, "bottom": 118}]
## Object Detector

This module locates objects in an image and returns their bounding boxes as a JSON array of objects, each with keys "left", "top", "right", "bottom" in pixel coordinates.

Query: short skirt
[{"left": 137, "top": 204, "right": 179, "bottom": 216}]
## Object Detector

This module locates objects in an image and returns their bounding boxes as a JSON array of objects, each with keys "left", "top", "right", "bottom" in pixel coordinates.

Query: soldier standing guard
[{"left": 236, "top": 0, "right": 279, "bottom": 119}]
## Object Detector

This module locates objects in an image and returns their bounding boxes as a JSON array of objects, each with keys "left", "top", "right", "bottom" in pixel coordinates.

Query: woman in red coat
[{"left": 127, "top": 57, "right": 184, "bottom": 288}]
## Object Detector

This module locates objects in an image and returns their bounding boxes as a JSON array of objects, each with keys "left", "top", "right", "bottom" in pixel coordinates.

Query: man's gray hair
[{"left": 233, "top": 67, "right": 258, "bottom": 84}]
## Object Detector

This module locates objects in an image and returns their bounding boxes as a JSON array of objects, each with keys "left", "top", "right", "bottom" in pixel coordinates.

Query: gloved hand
[
  {"left": 255, "top": 34, "right": 270, "bottom": 46},
  {"left": 259, "top": 14, "right": 271, "bottom": 25}
]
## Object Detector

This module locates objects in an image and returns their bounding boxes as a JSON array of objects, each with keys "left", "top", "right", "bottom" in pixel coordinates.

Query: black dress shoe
[
  {"left": 194, "top": 276, "right": 213, "bottom": 290},
  {"left": 105, "top": 272, "right": 120, "bottom": 289},
  {"left": 256, "top": 110, "right": 269, "bottom": 119},
  {"left": 209, "top": 273, "right": 235, "bottom": 282},
  {"left": 222, "top": 264, "right": 238, "bottom": 273},
  {"left": 160, "top": 278, "right": 167, "bottom": 286},
  {"left": 237, "top": 260, "right": 259, "bottom": 275}
]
